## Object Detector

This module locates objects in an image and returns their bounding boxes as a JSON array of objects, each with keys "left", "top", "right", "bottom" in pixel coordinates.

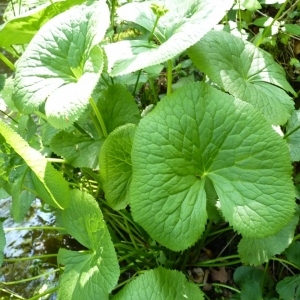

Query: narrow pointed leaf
[
  {"left": 188, "top": 30, "right": 295, "bottom": 125},
  {"left": 0, "top": 119, "right": 69, "bottom": 209},
  {"left": 113, "top": 267, "right": 204, "bottom": 299},
  {"left": 105, "top": 0, "right": 234, "bottom": 76},
  {"left": 57, "top": 190, "right": 119, "bottom": 299},
  {"left": 100, "top": 124, "right": 136, "bottom": 210},
  {"left": 238, "top": 211, "right": 299, "bottom": 266},
  {"left": 13, "top": 1, "right": 109, "bottom": 129},
  {"left": 130, "top": 82, "right": 295, "bottom": 251}
]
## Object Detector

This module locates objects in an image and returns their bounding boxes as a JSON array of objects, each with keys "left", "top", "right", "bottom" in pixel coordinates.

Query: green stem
[
  {"left": 110, "top": 0, "right": 116, "bottom": 28},
  {"left": 199, "top": 283, "right": 240, "bottom": 294},
  {"left": 89, "top": 97, "right": 108, "bottom": 138},
  {"left": 3, "top": 254, "right": 57, "bottom": 262},
  {"left": 0, "top": 52, "right": 15, "bottom": 71},
  {"left": 283, "top": 125, "right": 300, "bottom": 139},
  {"left": 133, "top": 70, "right": 142, "bottom": 97},
  {"left": 167, "top": 59, "right": 173, "bottom": 95},
  {"left": 271, "top": 257, "right": 300, "bottom": 270},
  {"left": 256, "top": 0, "right": 289, "bottom": 47},
  {"left": 4, "top": 226, "right": 65, "bottom": 232},
  {"left": 293, "top": 233, "right": 300, "bottom": 241},
  {"left": 28, "top": 287, "right": 59, "bottom": 300},
  {"left": 2, "top": 268, "right": 60, "bottom": 285},
  {"left": 148, "top": 15, "right": 160, "bottom": 42},
  {"left": 0, "top": 288, "right": 25, "bottom": 299},
  {"left": 34, "top": 110, "right": 47, "bottom": 121},
  {"left": 261, "top": 260, "right": 269, "bottom": 295},
  {"left": 47, "top": 158, "right": 66, "bottom": 163}
]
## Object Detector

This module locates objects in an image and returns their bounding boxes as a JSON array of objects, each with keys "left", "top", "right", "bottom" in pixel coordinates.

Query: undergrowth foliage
[{"left": 0, "top": 0, "right": 300, "bottom": 299}]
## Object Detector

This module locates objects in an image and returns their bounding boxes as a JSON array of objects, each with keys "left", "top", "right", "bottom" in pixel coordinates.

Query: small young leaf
[
  {"left": 113, "top": 266, "right": 204, "bottom": 299},
  {"left": 188, "top": 30, "right": 295, "bottom": 125},
  {"left": 13, "top": 1, "right": 109, "bottom": 129},
  {"left": 0, "top": 222, "right": 5, "bottom": 267},
  {"left": 276, "top": 275, "right": 300, "bottom": 300},
  {"left": 285, "top": 110, "right": 300, "bottom": 162},
  {"left": 242, "top": 0, "right": 262, "bottom": 12},
  {"left": 130, "top": 82, "right": 295, "bottom": 251},
  {"left": 105, "top": 0, "right": 234, "bottom": 76},
  {"left": 0, "top": 119, "right": 69, "bottom": 209},
  {"left": 58, "top": 190, "right": 119, "bottom": 299},
  {"left": 238, "top": 211, "right": 299, "bottom": 266},
  {"left": 285, "top": 241, "right": 300, "bottom": 268},
  {"left": 97, "top": 84, "right": 140, "bottom": 134},
  {"left": 100, "top": 124, "right": 136, "bottom": 210},
  {"left": 50, "top": 131, "right": 104, "bottom": 169}
]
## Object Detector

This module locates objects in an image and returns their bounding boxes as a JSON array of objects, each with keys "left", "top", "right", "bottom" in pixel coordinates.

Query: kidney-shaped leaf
[
  {"left": 188, "top": 30, "right": 295, "bottom": 125},
  {"left": 105, "top": 0, "right": 234, "bottom": 76},
  {"left": 130, "top": 82, "right": 295, "bottom": 251},
  {"left": 0, "top": 119, "right": 69, "bottom": 209},
  {"left": 100, "top": 124, "right": 136, "bottom": 210},
  {"left": 13, "top": 1, "right": 109, "bottom": 129},
  {"left": 113, "top": 266, "right": 204, "bottom": 300},
  {"left": 57, "top": 190, "right": 119, "bottom": 299}
]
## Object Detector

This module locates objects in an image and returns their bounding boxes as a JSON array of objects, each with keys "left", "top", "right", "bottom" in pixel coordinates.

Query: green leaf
[
  {"left": 188, "top": 30, "right": 295, "bottom": 125},
  {"left": 13, "top": 1, "right": 109, "bottom": 129},
  {"left": 0, "top": 222, "right": 5, "bottom": 267},
  {"left": 242, "top": 0, "right": 262, "bottom": 12},
  {"left": 57, "top": 190, "right": 119, "bottom": 299},
  {"left": 0, "top": 119, "right": 69, "bottom": 209},
  {"left": 10, "top": 164, "right": 35, "bottom": 222},
  {"left": 113, "top": 266, "right": 204, "bottom": 299},
  {"left": 284, "top": 24, "right": 300, "bottom": 36},
  {"left": 105, "top": 0, "right": 234, "bottom": 76},
  {"left": 100, "top": 124, "right": 136, "bottom": 210},
  {"left": 285, "top": 110, "right": 300, "bottom": 162},
  {"left": 130, "top": 82, "right": 295, "bottom": 251},
  {"left": 276, "top": 275, "right": 300, "bottom": 300},
  {"left": 238, "top": 211, "right": 299, "bottom": 266},
  {"left": 285, "top": 241, "right": 300, "bottom": 268},
  {"left": 97, "top": 84, "right": 140, "bottom": 134},
  {"left": 0, "top": 0, "right": 86, "bottom": 49},
  {"left": 50, "top": 131, "right": 104, "bottom": 169}
]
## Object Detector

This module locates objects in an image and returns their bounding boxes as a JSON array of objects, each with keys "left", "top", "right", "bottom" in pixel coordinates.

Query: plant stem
[
  {"left": 0, "top": 52, "right": 15, "bottom": 71},
  {"left": 28, "top": 287, "right": 59, "bottom": 300},
  {"left": 133, "top": 70, "right": 142, "bottom": 97},
  {"left": 256, "top": 0, "right": 289, "bottom": 47},
  {"left": 167, "top": 59, "right": 173, "bottom": 95},
  {"left": 47, "top": 158, "right": 66, "bottom": 163},
  {"left": 4, "top": 226, "right": 65, "bottom": 232},
  {"left": 110, "top": 0, "right": 116, "bottom": 29},
  {"left": 148, "top": 77, "right": 158, "bottom": 103},
  {"left": 0, "top": 288, "right": 25, "bottom": 299},
  {"left": 200, "top": 283, "right": 241, "bottom": 294},
  {"left": 2, "top": 268, "right": 60, "bottom": 285},
  {"left": 148, "top": 15, "right": 160, "bottom": 42},
  {"left": 89, "top": 97, "right": 108, "bottom": 138},
  {"left": 283, "top": 124, "right": 300, "bottom": 139},
  {"left": 3, "top": 254, "right": 57, "bottom": 262}
]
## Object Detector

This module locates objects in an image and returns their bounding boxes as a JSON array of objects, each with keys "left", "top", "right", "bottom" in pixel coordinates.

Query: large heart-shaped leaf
[
  {"left": 113, "top": 267, "right": 204, "bottom": 299},
  {"left": 130, "top": 82, "right": 294, "bottom": 251},
  {"left": 57, "top": 190, "right": 119, "bottom": 299},
  {"left": 105, "top": 0, "right": 234, "bottom": 76},
  {"left": 188, "top": 30, "right": 295, "bottom": 125},
  {"left": 12, "top": 1, "right": 109, "bottom": 129}
]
